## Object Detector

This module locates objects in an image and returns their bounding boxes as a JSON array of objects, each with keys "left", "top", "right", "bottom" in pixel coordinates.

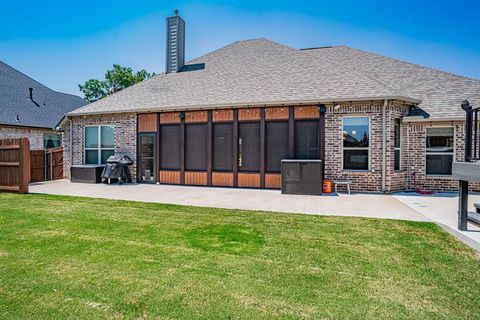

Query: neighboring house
[
  {"left": 63, "top": 12, "right": 480, "bottom": 192},
  {"left": 0, "top": 61, "right": 86, "bottom": 150}
]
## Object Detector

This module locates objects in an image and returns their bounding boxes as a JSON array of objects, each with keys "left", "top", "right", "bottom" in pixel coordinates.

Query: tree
[{"left": 79, "top": 64, "right": 156, "bottom": 102}]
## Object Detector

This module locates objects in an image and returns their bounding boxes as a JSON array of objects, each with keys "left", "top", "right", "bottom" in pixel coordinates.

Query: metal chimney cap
[{"left": 174, "top": 9, "right": 179, "bottom": 15}]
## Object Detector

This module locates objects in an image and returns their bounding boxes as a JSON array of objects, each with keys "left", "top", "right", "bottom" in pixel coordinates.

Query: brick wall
[
  {"left": 403, "top": 121, "right": 480, "bottom": 192},
  {"left": 63, "top": 113, "right": 137, "bottom": 180},
  {"left": 0, "top": 125, "right": 53, "bottom": 150},
  {"left": 61, "top": 107, "right": 476, "bottom": 192},
  {"left": 323, "top": 101, "right": 410, "bottom": 192}
]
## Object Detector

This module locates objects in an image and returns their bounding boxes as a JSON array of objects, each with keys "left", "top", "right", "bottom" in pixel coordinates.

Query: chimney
[
  {"left": 166, "top": 9, "right": 185, "bottom": 73},
  {"left": 29, "top": 87, "right": 33, "bottom": 100}
]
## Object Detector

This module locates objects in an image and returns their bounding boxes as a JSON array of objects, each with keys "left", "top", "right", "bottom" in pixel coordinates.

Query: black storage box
[
  {"left": 281, "top": 160, "right": 323, "bottom": 195},
  {"left": 71, "top": 165, "right": 105, "bottom": 184}
]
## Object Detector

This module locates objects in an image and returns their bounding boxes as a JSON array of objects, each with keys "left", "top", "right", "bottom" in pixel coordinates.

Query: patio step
[{"left": 468, "top": 211, "right": 480, "bottom": 225}]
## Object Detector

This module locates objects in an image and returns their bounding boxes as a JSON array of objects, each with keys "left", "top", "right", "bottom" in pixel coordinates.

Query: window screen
[
  {"left": 294, "top": 120, "right": 319, "bottom": 159},
  {"left": 239, "top": 122, "right": 260, "bottom": 172},
  {"left": 185, "top": 124, "right": 207, "bottom": 171},
  {"left": 84, "top": 126, "right": 114, "bottom": 165},
  {"left": 213, "top": 123, "right": 233, "bottom": 171},
  {"left": 426, "top": 127, "right": 454, "bottom": 175},
  {"left": 343, "top": 117, "right": 369, "bottom": 170},
  {"left": 394, "top": 118, "right": 401, "bottom": 171},
  {"left": 266, "top": 121, "right": 288, "bottom": 172},
  {"left": 160, "top": 125, "right": 180, "bottom": 170}
]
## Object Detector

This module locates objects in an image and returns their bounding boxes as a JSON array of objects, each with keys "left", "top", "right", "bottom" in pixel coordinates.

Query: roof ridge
[{"left": 299, "top": 46, "right": 408, "bottom": 98}]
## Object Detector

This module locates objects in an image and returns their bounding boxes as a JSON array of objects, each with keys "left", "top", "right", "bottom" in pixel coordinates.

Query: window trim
[
  {"left": 84, "top": 125, "right": 115, "bottom": 165},
  {"left": 425, "top": 125, "right": 455, "bottom": 176},
  {"left": 394, "top": 118, "right": 402, "bottom": 171},
  {"left": 342, "top": 116, "right": 371, "bottom": 171}
]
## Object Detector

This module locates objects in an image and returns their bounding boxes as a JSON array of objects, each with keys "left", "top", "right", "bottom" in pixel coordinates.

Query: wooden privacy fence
[
  {"left": 30, "top": 147, "right": 64, "bottom": 183},
  {"left": 0, "top": 138, "right": 30, "bottom": 194}
]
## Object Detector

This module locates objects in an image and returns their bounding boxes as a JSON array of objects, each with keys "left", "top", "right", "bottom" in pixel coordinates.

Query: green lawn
[{"left": 0, "top": 194, "right": 479, "bottom": 319}]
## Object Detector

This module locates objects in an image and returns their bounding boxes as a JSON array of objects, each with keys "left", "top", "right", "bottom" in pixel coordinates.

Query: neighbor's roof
[
  {"left": 68, "top": 39, "right": 419, "bottom": 116},
  {"left": 303, "top": 46, "right": 480, "bottom": 119},
  {"left": 0, "top": 61, "right": 87, "bottom": 129}
]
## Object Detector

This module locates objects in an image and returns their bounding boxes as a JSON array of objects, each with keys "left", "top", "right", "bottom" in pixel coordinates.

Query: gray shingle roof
[
  {"left": 68, "top": 39, "right": 419, "bottom": 116},
  {"left": 0, "top": 61, "right": 87, "bottom": 129},
  {"left": 303, "top": 46, "right": 480, "bottom": 119}
]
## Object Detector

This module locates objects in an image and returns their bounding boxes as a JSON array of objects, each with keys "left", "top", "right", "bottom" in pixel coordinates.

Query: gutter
[
  {"left": 382, "top": 99, "right": 388, "bottom": 193},
  {"left": 66, "top": 95, "right": 422, "bottom": 117},
  {"left": 69, "top": 117, "right": 73, "bottom": 170},
  {"left": 402, "top": 116, "right": 464, "bottom": 123}
]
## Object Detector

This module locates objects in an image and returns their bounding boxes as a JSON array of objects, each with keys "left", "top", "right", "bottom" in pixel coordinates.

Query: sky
[{"left": 1, "top": 0, "right": 479, "bottom": 96}]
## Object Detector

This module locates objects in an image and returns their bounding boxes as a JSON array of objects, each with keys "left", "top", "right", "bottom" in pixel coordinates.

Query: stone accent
[
  {"left": 62, "top": 113, "right": 137, "bottom": 181},
  {"left": 0, "top": 125, "right": 53, "bottom": 150}
]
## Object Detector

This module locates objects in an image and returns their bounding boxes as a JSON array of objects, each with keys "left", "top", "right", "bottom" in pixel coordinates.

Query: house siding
[
  {"left": 0, "top": 125, "right": 53, "bottom": 150},
  {"left": 63, "top": 105, "right": 478, "bottom": 192},
  {"left": 62, "top": 113, "right": 137, "bottom": 180}
]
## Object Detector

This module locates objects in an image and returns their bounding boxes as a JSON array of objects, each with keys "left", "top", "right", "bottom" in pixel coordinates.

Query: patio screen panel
[
  {"left": 294, "top": 120, "right": 319, "bottom": 159},
  {"left": 185, "top": 124, "right": 207, "bottom": 171},
  {"left": 160, "top": 125, "right": 180, "bottom": 170},
  {"left": 266, "top": 121, "right": 288, "bottom": 172},
  {"left": 239, "top": 122, "right": 260, "bottom": 172},
  {"left": 213, "top": 123, "right": 233, "bottom": 171}
]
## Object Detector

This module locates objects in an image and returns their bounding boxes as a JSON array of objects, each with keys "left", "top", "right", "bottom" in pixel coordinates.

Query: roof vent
[
  {"left": 165, "top": 9, "right": 185, "bottom": 73},
  {"left": 28, "top": 87, "right": 41, "bottom": 107}
]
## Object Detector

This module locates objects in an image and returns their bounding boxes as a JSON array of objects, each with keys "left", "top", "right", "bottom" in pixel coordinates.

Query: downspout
[
  {"left": 69, "top": 117, "right": 73, "bottom": 171},
  {"left": 382, "top": 99, "right": 388, "bottom": 193}
]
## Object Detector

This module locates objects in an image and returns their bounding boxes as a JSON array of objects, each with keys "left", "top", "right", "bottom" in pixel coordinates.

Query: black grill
[{"left": 101, "top": 155, "right": 133, "bottom": 184}]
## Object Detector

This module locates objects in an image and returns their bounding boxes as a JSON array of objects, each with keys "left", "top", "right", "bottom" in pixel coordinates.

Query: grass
[{"left": 0, "top": 193, "right": 479, "bottom": 319}]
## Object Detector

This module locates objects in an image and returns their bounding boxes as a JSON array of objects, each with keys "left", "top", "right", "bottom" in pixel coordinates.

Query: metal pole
[
  {"left": 458, "top": 180, "right": 469, "bottom": 230},
  {"left": 462, "top": 100, "right": 473, "bottom": 162},
  {"left": 50, "top": 150, "right": 53, "bottom": 181}
]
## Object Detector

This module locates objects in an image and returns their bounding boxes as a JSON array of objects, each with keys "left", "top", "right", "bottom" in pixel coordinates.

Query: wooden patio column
[
  {"left": 260, "top": 107, "right": 266, "bottom": 188},
  {"left": 233, "top": 109, "right": 239, "bottom": 187}
]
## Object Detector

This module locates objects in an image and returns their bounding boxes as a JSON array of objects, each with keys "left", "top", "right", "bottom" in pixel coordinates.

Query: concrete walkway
[
  {"left": 29, "top": 180, "right": 480, "bottom": 250},
  {"left": 394, "top": 192, "right": 480, "bottom": 250}
]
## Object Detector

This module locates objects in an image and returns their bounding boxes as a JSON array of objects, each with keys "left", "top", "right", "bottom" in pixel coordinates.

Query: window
[
  {"left": 343, "top": 117, "right": 369, "bottom": 170},
  {"left": 44, "top": 132, "right": 61, "bottom": 149},
  {"left": 266, "top": 121, "right": 288, "bottom": 172},
  {"left": 238, "top": 122, "right": 260, "bottom": 172},
  {"left": 213, "top": 123, "right": 233, "bottom": 171},
  {"left": 185, "top": 124, "right": 207, "bottom": 171},
  {"left": 394, "top": 118, "right": 401, "bottom": 171},
  {"left": 160, "top": 125, "right": 180, "bottom": 170},
  {"left": 84, "top": 126, "right": 114, "bottom": 164},
  {"left": 294, "top": 120, "right": 319, "bottom": 159},
  {"left": 426, "top": 127, "right": 454, "bottom": 175}
]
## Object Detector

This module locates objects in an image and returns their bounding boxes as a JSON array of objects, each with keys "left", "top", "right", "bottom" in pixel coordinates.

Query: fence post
[{"left": 18, "top": 138, "right": 30, "bottom": 194}]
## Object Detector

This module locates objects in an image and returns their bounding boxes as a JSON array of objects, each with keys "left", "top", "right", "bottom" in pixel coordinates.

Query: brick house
[
  {"left": 0, "top": 61, "right": 86, "bottom": 150},
  {"left": 62, "top": 13, "right": 480, "bottom": 193}
]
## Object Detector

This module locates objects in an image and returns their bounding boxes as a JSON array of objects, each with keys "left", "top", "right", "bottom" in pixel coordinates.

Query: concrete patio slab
[{"left": 30, "top": 180, "right": 428, "bottom": 222}]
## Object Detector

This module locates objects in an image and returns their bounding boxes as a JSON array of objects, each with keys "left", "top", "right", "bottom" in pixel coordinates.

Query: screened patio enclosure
[{"left": 136, "top": 105, "right": 326, "bottom": 189}]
